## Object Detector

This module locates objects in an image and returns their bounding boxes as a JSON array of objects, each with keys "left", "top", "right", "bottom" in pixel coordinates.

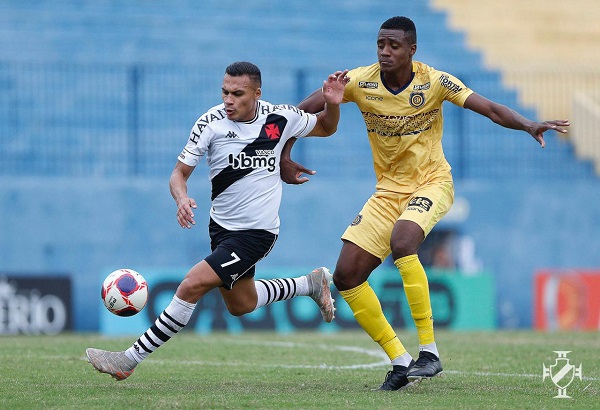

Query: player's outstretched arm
[
  {"left": 308, "top": 70, "right": 350, "bottom": 137},
  {"left": 298, "top": 88, "right": 326, "bottom": 114},
  {"left": 463, "top": 93, "right": 570, "bottom": 148},
  {"left": 281, "top": 70, "right": 349, "bottom": 184}
]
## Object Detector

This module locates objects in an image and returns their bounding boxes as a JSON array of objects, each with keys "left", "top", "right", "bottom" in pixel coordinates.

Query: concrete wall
[{"left": 1, "top": 176, "right": 598, "bottom": 330}]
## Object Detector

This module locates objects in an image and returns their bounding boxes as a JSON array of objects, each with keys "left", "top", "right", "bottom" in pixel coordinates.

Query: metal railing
[{"left": 0, "top": 62, "right": 596, "bottom": 180}]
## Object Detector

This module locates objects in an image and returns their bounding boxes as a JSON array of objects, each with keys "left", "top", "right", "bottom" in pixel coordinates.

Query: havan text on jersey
[{"left": 189, "top": 109, "right": 228, "bottom": 144}]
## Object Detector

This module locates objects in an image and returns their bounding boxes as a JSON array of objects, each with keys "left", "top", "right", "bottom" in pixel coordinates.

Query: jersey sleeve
[
  {"left": 436, "top": 71, "right": 474, "bottom": 107},
  {"left": 280, "top": 105, "right": 318, "bottom": 139},
  {"left": 342, "top": 67, "right": 361, "bottom": 104},
  {"left": 177, "top": 115, "right": 212, "bottom": 167}
]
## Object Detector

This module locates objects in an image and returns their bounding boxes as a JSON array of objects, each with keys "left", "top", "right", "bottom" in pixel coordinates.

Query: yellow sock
[
  {"left": 339, "top": 281, "right": 407, "bottom": 361},
  {"left": 395, "top": 254, "right": 435, "bottom": 345}
]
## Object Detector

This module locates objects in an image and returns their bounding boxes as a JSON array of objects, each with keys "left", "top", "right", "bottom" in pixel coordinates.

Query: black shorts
[{"left": 204, "top": 218, "right": 278, "bottom": 290}]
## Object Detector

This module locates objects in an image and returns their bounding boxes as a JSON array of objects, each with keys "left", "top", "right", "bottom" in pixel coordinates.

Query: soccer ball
[{"left": 102, "top": 269, "right": 149, "bottom": 316}]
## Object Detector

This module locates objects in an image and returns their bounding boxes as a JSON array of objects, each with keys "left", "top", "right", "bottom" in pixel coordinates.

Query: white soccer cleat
[
  {"left": 86, "top": 348, "right": 138, "bottom": 381},
  {"left": 307, "top": 267, "right": 336, "bottom": 323}
]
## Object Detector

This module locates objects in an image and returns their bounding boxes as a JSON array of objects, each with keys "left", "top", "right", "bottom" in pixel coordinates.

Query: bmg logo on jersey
[{"left": 229, "top": 150, "right": 276, "bottom": 172}]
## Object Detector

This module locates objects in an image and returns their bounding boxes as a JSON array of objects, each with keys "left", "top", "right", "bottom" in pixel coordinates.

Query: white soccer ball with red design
[{"left": 102, "top": 269, "right": 149, "bottom": 316}]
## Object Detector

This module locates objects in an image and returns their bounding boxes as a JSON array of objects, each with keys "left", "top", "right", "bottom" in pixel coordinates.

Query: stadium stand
[
  {"left": 0, "top": 0, "right": 595, "bottom": 180},
  {"left": 433, "top": 0, "right": 600, "bottom": 174}
]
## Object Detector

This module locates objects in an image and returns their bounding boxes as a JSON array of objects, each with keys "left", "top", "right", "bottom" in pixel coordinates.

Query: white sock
[
  {"left": 391, "top": 352, "right": 414, "bottom": 367},
  {"left": 125, "top": 295, "right": 196, "bottom": 363},
  {"left": 419, "top": 342, "right": 439, "bottom": 358},
  {"left": 254, "top": 276, "right": 308, "bottom": 310}
]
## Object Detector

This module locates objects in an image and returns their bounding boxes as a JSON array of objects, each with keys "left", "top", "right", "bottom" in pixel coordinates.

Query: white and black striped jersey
[{"left": 177, "top": 100, "right": 318, "bottom": 234}]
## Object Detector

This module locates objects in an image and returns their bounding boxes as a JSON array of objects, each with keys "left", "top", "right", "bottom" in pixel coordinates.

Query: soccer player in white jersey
[{"left": 86, "top": 61, "right": 350, "bottom": 381}]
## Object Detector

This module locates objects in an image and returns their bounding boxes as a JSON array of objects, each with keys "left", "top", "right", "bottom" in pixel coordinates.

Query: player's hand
[
  {"left": 176, "top": 197, "right": 197, "bottom": 228},
  {"left": 322, "top": 69, "right": 350, "bottom": 105},
  {"left": 529, "top": 119, "right": 570, "bottom": 148},
  {"left": 280, "top": 156, "right": 316, "bottom": 185}
]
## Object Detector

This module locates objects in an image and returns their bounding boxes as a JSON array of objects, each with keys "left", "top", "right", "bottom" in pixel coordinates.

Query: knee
[
  {"left": 390, "top": 222, "right": 424, "bottom": 260},
  {"left": 176, "top": 262, "right": 221, "bottom": 303},
  {"left": 333, "top": 266, "right": 364, "bottom": 291},
  {"left": 225, "top": 302, "right": 254, "bottom": 317},
  {"left": 177, "top": 277, "right": 205, "bottom": 303},
  {"left": 390, "top": 238, "right": 419, "bottom": 260},
  {"left": 332, "top": 248, "right": 378, "bottom": 291}
]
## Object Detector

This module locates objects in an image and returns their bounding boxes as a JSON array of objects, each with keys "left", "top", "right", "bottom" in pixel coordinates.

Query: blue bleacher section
[{"left": 0, "top": 0, "right": 594, "bottom": 180}]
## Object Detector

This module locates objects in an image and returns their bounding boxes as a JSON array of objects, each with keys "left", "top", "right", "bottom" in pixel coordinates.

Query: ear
[
  {"left": 409, "top": 44, "right": 417, "bottom": 57},
  {"left": 255, "top": 87, "right": 262, "bottom": 100}
]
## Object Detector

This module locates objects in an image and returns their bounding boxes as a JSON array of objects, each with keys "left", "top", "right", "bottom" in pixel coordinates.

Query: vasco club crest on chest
[{"left": 259, "top": 114, "right": 288, "bottom": 141}]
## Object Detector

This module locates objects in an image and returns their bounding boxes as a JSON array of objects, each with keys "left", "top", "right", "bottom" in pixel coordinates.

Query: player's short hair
[
  {"left": 225, "top": 61, "right": 262, "bottom": 87},
  {"left": 380, "top": 16, "right": 417, "bottom": 45}
]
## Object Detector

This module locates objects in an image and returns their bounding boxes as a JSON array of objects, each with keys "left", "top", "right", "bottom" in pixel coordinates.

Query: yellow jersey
[{"left": 343, "top": 61, "right": 473, "bottom": 193}]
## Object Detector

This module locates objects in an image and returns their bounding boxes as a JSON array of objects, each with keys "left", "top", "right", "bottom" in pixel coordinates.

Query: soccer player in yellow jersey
[{"left": 281, "top": 16, "right": 569, "bottom": 390}]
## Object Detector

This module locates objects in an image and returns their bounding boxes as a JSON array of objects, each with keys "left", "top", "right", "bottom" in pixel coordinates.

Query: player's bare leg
[{"left": 223, "top": 267, "right": 336, "bottom": 322}]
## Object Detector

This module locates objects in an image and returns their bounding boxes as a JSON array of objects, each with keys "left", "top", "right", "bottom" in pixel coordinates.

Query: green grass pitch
[{"left": 0, "top": 330, "right": 597, "bottom": 409}]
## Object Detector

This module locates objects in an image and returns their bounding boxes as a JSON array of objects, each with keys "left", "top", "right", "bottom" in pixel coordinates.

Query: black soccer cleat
[
  {"left": 406, "top": 350, "right": 443, "bottom": 381},
  {"left": 375, "top": 360, "right": 415, "bottom": 391}
]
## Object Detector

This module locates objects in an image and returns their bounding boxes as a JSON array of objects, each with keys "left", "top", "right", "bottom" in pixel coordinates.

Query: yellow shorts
[{"left": 341, "top": 180, "right": 454, "bottom": 262}]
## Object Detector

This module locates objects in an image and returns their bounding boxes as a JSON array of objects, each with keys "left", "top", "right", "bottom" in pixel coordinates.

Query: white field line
[{"left": 79, "top": 339, "right": 600, "bottom": 381}]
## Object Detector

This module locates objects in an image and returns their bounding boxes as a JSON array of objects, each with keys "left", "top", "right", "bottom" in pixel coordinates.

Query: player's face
[
  {"left": 377, "top": 29, "right": 416, "bottom": 74},
  {"left": 221, "top": 74, "right": 261, "bottom": 122}
]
